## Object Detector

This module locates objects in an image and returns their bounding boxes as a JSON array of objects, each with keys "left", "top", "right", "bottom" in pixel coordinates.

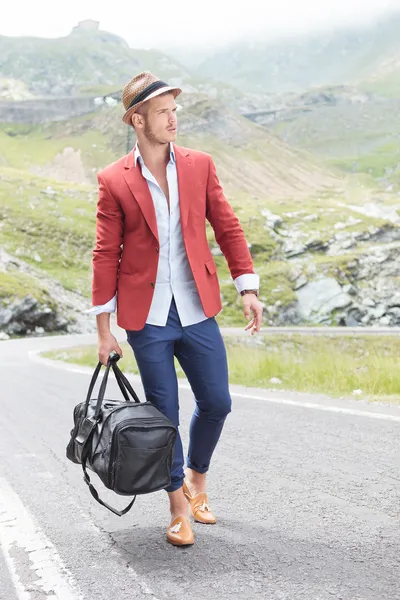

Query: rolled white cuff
[
  {"left": 87, "top": 295, "right": 117, "bottom": 315},
  {"left": 234, "top": 273, "right": 260, "bottom": 294}
]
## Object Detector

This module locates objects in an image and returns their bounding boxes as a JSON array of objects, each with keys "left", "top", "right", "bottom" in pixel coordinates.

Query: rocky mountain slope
[
  {"left": 2, "top": 20, "right": 400, "bottom": 336},
  {"left": 0, "top": 94, "right": 342, "bottom": 334},
  {"left": 266, "top": 92, "right": 400, "bottom": 190},
  {"left": 244, "top": 81, "right": 400, "bottom": 195},
  {"left": 1, "top": 93, "right": 399, "bottom": 335}
]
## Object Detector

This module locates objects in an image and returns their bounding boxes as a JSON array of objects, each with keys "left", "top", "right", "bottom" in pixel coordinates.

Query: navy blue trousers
[{"left": 126, "top": 298, "right": 232, "bottom": 492}]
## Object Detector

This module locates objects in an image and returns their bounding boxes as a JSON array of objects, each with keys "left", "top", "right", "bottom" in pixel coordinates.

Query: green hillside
[
  {"left": 2, "top": 93, "right": 398, "bottom": 331},
  {"left": 264, "top": 90, "right": 400, "bottom": 193},
  {"left": 2, "top": 18, "right": 400, "bottom": 335},
  {"left": 359, "top": 56, "right": 400, "bottom": 97},
  {"left": 0, "top": 94, "right": 340, "bottom": 194},
  {"left": 0, "top": 167, "right": 95, "bottom": 295}
]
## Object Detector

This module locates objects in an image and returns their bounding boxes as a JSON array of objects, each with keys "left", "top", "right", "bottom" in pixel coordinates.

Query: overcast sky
[{"left": 2, "top": 0, "right": 400, "bottom": 49}]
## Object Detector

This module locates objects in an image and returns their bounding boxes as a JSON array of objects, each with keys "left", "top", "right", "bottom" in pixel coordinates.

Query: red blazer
[{"left": 92, "top": 144, "right": 255, "bottom": 330}]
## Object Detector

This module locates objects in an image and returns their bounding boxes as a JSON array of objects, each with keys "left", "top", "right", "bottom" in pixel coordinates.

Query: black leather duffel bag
[{"left": 66, "top": 354, "right": 177, "bottom": 515}]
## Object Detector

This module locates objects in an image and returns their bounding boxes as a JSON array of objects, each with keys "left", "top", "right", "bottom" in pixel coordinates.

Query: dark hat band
[{"left": 127, "top": 80, "right": 169, "bottom": 111}]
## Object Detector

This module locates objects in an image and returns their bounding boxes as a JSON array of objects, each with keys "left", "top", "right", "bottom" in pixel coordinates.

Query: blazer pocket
[{"left": 205, "top": 259, "right": 217, "bottom": 275}]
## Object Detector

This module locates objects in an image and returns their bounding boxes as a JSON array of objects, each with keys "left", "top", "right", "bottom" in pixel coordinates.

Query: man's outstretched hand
[{"left": 242, "top": 294, "right": 263, "bottom": 335}]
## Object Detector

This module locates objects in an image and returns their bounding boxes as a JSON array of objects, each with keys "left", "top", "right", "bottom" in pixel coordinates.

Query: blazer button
[
  {"left": 150, "top": 282, "right": 155, "bottom": 288},
  {"left": 155, "top": 247, "right": 159, "bottom": 253}
]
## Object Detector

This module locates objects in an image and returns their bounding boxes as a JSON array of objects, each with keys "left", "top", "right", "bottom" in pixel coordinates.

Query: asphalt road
[{"left": 0, "top": 333, "right": 399, "bottom": 600}]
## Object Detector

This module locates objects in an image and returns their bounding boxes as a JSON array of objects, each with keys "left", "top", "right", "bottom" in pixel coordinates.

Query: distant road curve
[
  {"left": 221, "top": 326, "right": 400, "bottom": 337},
  {"left": 3, "top": 326, "right": 400, "bottom": 355}
]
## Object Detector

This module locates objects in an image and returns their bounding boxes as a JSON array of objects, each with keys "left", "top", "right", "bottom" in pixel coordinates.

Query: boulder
[
  {"left": 0, "top": 295, "right": 68, "bottom": 336},
  {"left": 293, "top": 274, "right": 308, "bottom": 290},
  {"left": 261, "top": 209, "right": 283, "bottom": 230},
  {"left": 296, "top": 277, "right": 353, "bottom": 322}
]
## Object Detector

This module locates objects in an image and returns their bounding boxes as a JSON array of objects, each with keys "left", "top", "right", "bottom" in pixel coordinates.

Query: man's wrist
[
  {"left": 96, "top": 312, "right": 112, "bottom": 338},
  {"left": 240, "top": 289, "right": 259, "bottom": 297},
  {"left": 98, "top": 331, "right": 113, "bottom": 339}
]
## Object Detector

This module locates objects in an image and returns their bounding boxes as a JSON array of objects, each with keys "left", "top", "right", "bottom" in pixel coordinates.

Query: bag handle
[
  {"left": 83, "top": 354, "right": 116, "bottom": 418},
  {"left": 112, "top": 363, "right": 141, "bottom": 404},
  {"left": 89, "top": 354, "right": 141, "bottom": 420},
  {"left": 83, "top": 361, "right": 102, "bottom": 417},
  {"left": 112, "top": 364, "right": 133, "bottom": 403},
  {"left": 93, "top": 359, "right": 113, "bottom": 419}
]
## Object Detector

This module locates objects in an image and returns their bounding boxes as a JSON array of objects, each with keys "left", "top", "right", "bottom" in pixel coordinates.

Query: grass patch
[
  {"left": 311, "top": 254, "right": 359, "bottom": 283},
  {"left": 0, "top": 167, "right": 96, "bottom": 295},
  {"left": 42, "top": 334, "right": 400, "bottom": 403},
  {"left": 269, "top": 98, "right": 400, "bottom": 194},
  {"left": 360, "top": 74, "right": 400, "bottom": 99},
  {"left": 0, "top": 271, "right": 55, "bottom": 307},
  {"left": 228, "top": 335, "right": 400, "bottom": 401},
  {"left": 255, "top": 261, "right": 296, "bottom": 307},
  {"left": 0, "top": 123, "right": 116, "bottom": 176},
  {"left": 330, "top": 143, "right": 400, "bottom": 187}
]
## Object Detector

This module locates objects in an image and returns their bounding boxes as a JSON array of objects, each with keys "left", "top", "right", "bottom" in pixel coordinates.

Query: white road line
[
  {"left": 0, "top": 477, "right": 83, "bottom": 600},
  {"left": 177, "top": 383, "right": 400, "bottom": 422},
  {"left": 229, "top": 391, "right": 400, "bottom": 422},
  {"left": 29, "top": 352, "right": 400, "bottom": 423}
]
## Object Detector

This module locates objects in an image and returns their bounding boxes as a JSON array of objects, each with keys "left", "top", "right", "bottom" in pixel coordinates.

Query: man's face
[{"left": 136, "top": 93, "right": 178, "bottom": 145}]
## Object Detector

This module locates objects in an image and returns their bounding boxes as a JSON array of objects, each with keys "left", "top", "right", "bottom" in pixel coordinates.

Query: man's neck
[{"left": 137, "top": 139, "right": 170, "bottom": 171}]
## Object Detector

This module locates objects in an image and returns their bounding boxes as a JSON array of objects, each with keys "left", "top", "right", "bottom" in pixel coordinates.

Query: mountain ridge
[
  {"left": 192, "top": 12, "right": 400, "bottom": 95},
  {"left": 0, "top": 24, "right": 191, "bottom": 97}
]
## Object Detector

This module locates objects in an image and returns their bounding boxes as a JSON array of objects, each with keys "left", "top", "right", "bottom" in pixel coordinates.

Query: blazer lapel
[
  {"left": 123, "top": 154, "right": 159, "bottom": 242},
  {"left": 174, "top": 145, "right": 194, "bottom": 230}
]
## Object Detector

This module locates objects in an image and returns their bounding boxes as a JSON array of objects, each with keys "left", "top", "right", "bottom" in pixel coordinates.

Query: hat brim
[{"left": 122, "top": 86, "right": 182, "bottom": 125}]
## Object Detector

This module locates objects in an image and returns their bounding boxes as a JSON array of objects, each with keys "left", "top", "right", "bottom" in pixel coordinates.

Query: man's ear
[{"left": 131, "top": 113, "right": 143, "bottom": 129}]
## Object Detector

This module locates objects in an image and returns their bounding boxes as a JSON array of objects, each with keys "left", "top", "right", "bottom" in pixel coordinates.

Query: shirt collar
[{"left": 134, "top": 142, "right": 175, "bottom": 167}]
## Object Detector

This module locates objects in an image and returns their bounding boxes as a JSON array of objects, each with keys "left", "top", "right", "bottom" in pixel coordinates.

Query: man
[{"left": 90, "top": 71, "right": 262, "bottom": 546}]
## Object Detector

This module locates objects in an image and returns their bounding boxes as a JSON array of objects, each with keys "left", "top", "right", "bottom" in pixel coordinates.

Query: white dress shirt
[{"left": 89, "top": 143, "right": 259, "bottom": 326}]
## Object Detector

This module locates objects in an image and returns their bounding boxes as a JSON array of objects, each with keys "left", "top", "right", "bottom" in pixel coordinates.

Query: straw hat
[{"left": 121, "top": 71, "right": 182, "bottom": 125}]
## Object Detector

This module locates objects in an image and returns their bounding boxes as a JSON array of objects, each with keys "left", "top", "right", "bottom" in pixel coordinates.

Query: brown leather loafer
[
  {"left": 166, "top": 516, "right": 194, "bottom": 546},
  {"left": 183, "top": 481, "right": 216, "bottom": 524}
]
